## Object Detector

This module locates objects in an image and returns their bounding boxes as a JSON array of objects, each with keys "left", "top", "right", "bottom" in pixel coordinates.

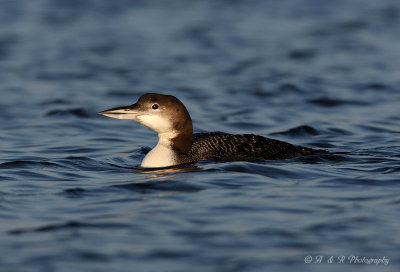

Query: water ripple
[
  {"left": 45, "top": 108, "right": 93, "bottom": 118},
  {"left": 9, "top": 220, "right": 132, "bottom": 235}
]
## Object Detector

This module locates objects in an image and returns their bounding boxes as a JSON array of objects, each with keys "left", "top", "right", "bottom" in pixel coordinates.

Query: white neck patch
[
  {"left": 140, "top": 130, "right": 180, "bottom": 168},
  {"left": 141, "top": 142, "right": 177, "bottom": 168},
  {"left": 137, "top": 114, "right": 173, "bottom": 134}
]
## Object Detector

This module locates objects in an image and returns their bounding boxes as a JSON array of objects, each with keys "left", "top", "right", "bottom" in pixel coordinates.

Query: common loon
[{"left": 99, "top": 93, "right": 323, "bottom": 168}]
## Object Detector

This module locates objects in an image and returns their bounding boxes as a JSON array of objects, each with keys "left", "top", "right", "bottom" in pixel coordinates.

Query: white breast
[{"left": 141, "top": 143, "right": 177, "bottom": 168}]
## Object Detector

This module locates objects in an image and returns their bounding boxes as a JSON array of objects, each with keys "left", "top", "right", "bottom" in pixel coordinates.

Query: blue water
[{"left": 1, "top": 0, "right": 400, "bottom": 271}]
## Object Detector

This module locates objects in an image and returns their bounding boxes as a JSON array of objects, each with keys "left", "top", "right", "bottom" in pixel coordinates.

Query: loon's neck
[{"left": 141, "top": 124, "right": 193, "bottom": 168}]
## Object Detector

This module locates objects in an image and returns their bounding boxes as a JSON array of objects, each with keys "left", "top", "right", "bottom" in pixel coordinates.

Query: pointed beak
[{"left": 99, "top": 104, "right": 141, "bottom": 120}]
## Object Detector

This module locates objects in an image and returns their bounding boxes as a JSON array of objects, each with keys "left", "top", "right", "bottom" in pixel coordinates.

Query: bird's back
[{"left": 187, "top": 132, "right": 322, "bottom": 162}]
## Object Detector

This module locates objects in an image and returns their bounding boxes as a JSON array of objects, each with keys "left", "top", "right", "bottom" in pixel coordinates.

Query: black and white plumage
[
  {"left": 99, "top": 93, "right": 324, "bottom": 168},
  {"left": 187, "top": 132, "right": 319, "bottom": 163}
]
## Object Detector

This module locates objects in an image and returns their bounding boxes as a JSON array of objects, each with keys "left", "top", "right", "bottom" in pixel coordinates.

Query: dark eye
[{"left": 152, "top": 104, "right": 159, "bottom": 110}]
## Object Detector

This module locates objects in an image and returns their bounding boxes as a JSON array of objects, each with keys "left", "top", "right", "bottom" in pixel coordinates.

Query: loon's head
[{"left": 99, "top": 93, "right": 193, "bottom": 154}]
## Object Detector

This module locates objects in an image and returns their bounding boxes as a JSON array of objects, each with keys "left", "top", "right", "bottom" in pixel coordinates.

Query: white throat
[{"left": 140, "top": 131, "right": 178, "bottom": 168}]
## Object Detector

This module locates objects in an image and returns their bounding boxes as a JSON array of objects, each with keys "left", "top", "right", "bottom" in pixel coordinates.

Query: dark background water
[{"left": 1, "top": 0, "right": 400, "bottom": 271}]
